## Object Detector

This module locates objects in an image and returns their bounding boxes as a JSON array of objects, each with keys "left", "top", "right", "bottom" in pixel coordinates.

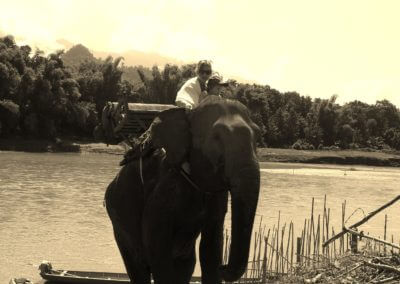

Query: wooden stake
[
  {"left": 384, "top": 214, "right": 387, "bottom": 256},
  {"left": 291, "top": 222, "right": 294, "bottom": 273},
  {"left": 296, "top": 237, "right": 302, "bottom": 264}
]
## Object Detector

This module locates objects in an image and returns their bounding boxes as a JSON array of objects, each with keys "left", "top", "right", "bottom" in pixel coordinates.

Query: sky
[{"left": 1, "top": 0, "right": 399, "bottom": 107}]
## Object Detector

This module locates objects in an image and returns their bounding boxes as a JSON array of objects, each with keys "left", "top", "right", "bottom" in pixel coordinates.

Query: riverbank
[
  {"left": 1, "top": 137, "right": 400, "bottom": 167},
  {"left": 257, "top": 147, "right": 400, "bottom": 167}
]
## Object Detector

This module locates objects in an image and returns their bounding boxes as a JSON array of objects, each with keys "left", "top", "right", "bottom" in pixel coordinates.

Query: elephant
[{"left": 105, "top": 96, "right": 261, "bottom": 284}]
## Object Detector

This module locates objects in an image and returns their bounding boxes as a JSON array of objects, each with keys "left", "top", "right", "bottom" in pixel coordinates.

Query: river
[{"left": 0, "top": 151, "right": 399, "bottom": 282}]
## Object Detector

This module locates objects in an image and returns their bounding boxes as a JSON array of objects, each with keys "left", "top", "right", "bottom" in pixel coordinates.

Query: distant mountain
[
  {"left": 59, "top": 40, "right": 252, "bottom": 85},
  {"left": 61, "top": 44, "right": 98, "bottom": 68},
  {"left": 60, "top": 43, "right": 154, "bottom": 85}
]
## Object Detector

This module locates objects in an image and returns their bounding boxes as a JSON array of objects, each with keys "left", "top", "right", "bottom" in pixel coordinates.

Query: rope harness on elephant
[{"left": 119, "top": 135, "right": 227, "bottom": 198}]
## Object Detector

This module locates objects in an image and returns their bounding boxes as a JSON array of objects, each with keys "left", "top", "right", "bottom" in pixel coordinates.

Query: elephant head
[{"left": 150, "top": 96, "right": 260, "bottom": 282}]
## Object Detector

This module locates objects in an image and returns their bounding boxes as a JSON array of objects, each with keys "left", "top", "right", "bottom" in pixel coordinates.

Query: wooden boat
[
  {"left": 38, "top": 261, "right": 261, "bottom": 283},
  {"left": 38, "top": 261, "right": 204, "bottom": 284},
  {"left": 40, "top": 269, "right": 130, "bottom": 284},
  {"left": 39, "top": 261, "right": 129, "bottom": 284}
]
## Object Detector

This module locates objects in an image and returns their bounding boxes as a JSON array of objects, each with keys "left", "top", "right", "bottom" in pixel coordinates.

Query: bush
[
  {"left": 292, "top": 139, "right": 315, "bottom": 150},
  {"left": 366, "top": 136, "right": 388, "bottom": 150},
  {"left": 384, "top": 128, "right": 400, "bottom": 150},
  {"left": 349, "top": 143, "right": 359, "bottom": 150}
]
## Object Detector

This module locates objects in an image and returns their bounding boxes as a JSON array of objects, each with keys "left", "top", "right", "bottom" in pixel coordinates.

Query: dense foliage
[{"left": 1, "top": 35, "right": 400, "bottom": 150}]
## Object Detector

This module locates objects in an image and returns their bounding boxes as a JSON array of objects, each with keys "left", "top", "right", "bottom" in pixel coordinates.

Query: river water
[{"left": 0, "top": 151, "right": 399, "bottom": 282}]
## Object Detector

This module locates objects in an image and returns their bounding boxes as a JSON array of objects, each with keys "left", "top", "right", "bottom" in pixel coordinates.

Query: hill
[
  {"left": 58, "top": 40, "right": 252, "bottom": 85},
  {"left": 61, "top": 44, "right": 98, "bottom": 68}
]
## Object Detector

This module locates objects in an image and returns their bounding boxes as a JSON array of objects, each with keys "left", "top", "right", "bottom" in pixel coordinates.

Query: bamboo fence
[{"left": 221, "top": 195, "right": 400, "bottom": 283}]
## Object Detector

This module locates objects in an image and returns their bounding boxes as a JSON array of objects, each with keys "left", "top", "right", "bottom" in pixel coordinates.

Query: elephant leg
[
  {"left": 113, "top": 229, "right": 151, "bottom": 284},
  {"left": 173, "top": 248, "right": 196, "bottom": 284},
  {"left": 200, "top": 194, "right": 227, "bottom": 284},
  {"left": 200, "top": 221, "right": 224, "bottom": 284},
  {"left": 143, "top": 212, "right": 175, "bottom": 283}
]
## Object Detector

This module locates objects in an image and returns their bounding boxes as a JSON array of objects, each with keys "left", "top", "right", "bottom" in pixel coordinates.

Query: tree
[
  {"left": 339, "top": 124, "right": 354, "bottom": 148},
  {"left": 366, "top": 118, "right": 378, "bottom": 137},
  {"left": 338, "top": 100, "right": 370, "bottom": 145},
  {"left": 373, "top": 100, "right": 400, "bottom": 135}
]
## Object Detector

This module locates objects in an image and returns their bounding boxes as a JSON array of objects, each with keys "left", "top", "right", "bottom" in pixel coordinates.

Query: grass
[{"left": 257, "top": 148, "right": 400, "bottom": 167}]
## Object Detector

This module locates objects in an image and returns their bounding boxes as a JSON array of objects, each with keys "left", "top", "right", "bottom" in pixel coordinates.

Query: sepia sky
[{"left": 1, "top": 0, "right": 399, "bottom": 106}]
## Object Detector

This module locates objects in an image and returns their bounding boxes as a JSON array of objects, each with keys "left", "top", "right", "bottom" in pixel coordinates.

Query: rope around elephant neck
[
  {"left": 177, "top": 166, "right": 228, "bottom": 195},
  {"left": 136, "top": 148, "right": 226, "bottom": 196},
  {"left": 178, "top": 167, "right": 200, "bottom": 191}
]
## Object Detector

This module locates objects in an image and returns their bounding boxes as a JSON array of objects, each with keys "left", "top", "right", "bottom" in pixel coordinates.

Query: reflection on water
[{"left": 0, "top": 152, "right": 399, "bottom": 282}]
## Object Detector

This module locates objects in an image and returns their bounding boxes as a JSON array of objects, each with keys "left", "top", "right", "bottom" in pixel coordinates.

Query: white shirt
[{"left": 175, "top": 77, "right": 205, "bottom": 109}]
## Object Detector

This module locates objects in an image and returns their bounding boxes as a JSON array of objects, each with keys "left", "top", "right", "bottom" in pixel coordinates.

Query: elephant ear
[{"left": 150, "top": 108, "right": 191, "bottom": 166}]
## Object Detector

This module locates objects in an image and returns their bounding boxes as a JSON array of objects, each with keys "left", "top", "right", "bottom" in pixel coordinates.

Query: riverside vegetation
[{"left": 1, "top": 34, "right": 400, "bottom": 156}]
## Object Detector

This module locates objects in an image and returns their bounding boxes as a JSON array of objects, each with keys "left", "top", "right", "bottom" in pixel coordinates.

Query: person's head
[
  {"left": 196, "top": 60, "right": 212, "bottom": 84},
  {"left": 207, "top": 73, "right": 228, "bottom": 96}
]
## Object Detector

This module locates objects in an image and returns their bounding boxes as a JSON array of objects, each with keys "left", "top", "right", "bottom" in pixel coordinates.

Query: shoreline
[{"left": 1, "top": 138, "right": 400, "bottom": 167}]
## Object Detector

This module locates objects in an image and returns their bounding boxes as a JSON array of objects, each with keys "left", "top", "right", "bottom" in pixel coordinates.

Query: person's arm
[{"left": 175, "top": 79, "right": 201, "bottom": 109}]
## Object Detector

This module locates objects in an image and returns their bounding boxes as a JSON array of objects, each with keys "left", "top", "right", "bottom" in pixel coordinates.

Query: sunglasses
[{"left": 199, "top": 69, "right": 212, "bottom": 75}]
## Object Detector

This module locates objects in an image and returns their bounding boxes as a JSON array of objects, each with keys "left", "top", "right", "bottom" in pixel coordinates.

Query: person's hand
[{"left": 176, "top": 100, "right": 192, "bottom": 110}]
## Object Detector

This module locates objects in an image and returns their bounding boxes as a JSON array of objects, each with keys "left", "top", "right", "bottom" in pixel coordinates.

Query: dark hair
[
  {"left": 196, "top": 60, "right": 212, "bottom": 73},
  {"left": 207, "top": 79, "right": 220, "bottom": 91},
  {"left": 207, "top": 73, "right": 226, "bottom": 91}
]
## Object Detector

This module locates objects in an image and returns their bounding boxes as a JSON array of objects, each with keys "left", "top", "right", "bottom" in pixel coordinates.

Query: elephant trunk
[{"left": 221, "top": 162, "right": 260, "bottom": 282}]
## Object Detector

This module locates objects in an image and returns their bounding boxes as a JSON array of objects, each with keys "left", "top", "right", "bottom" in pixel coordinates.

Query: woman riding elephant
[{"left": 105, "top": 96, "right": 260, "bottom": 284}]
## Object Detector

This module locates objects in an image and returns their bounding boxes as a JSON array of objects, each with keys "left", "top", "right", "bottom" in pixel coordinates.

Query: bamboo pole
[
  {"left": 276, "top": 211, "right": 280, "bottom": 273},
  {"left": 296, "top": 236, "right": 302, "bottom": 265},
  {"left": 291, "top": 222, "right": 294, "bottom": 273},
  {"left": 322, "top": 195, "right": 326, "bottom": 257},
  {"left": 310, "top": 198, "right": 315, "bottom": 265},
  {"left": 301, "top": 219, "right": 306, "bottom": 262},
  {"left": 250, "top": 231, "right": 257, "bottom": 278},
  {"left": 318, "top": 215, "right": 321, "bottom": 261},
  {"left": 262, "top": 229, "right": 270, "bottom": 280},
  {"left": 306, "top": 219, "right": 310, "bottom": 266},
  {"left": 332, "top": 227, "right": 336, "bottom": 259},
  {"left": 268, "top": 225, "right": 276, "bottom": 272},
  {"left": 280, "top": 223, "right": 286, "bottom": 274},
  {"left": 323, "top": 195, "right": 400, "bottom": 248},
  {"left": 285, "top": 222, "right": 292, "bottom": 273},
  {"left": 326, "top": 208, "right": 330, "bottom": 262},
  {"left": 258, "top": 226, "right": 265, "bottom": 278},
  {"left": 384, "top": 214, "right": 387, "bottom": 256}
]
